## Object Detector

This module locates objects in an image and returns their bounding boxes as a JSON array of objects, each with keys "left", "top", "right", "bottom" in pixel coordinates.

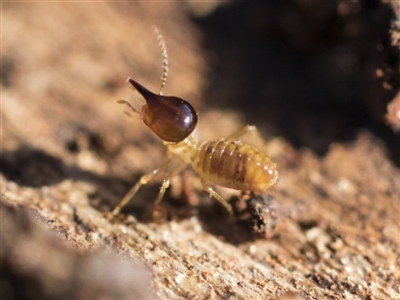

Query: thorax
[{"left": 165, "top": 135, "right": 198, "bottom": 164}]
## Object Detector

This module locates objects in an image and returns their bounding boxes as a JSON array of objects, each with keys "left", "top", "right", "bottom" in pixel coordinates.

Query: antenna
[{"left": 153, "top": 27, "right": 168, "bottom": 95}]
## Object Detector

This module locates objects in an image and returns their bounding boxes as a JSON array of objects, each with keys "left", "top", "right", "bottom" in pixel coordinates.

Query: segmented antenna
[{"left": 153, "top": 27, "right": 168, "bottom": 95}]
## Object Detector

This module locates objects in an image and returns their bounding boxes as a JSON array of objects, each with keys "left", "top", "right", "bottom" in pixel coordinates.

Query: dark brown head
[{"left": 124, "top": 78, "right": 198, "bottom": 143}]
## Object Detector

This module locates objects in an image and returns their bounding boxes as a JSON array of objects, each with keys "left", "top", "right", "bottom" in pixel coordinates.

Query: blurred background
[
  {"left": 2, "top": 0, "right": 399, "bottom": 218},
  {"left": 2, "top": 0, "right": 399, "bottom": 169},
  {"left": 1, "top": 0, "right": 399, "bottom": 217},
  {"left": 192, "top": 0, "right": 399, "bottom": 156}
]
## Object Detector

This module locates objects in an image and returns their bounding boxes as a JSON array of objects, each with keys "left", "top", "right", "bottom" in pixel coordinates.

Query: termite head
[{"left": 120, "top": 78, "right": 198, "bottom": 143}]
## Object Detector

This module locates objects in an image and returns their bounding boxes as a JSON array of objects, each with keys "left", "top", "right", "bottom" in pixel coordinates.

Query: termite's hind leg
[
  {"left": 200, "top": 178, "right": 233, "bottom": 214},
  {"left": 109, "top": 160, "right": 172, "bottom": 218},
  {"left": 227, "top": 124, "right": 256, "bottom": 140},
  {"left": 226, "top": 124, "right": 266, "bottom": 150}
]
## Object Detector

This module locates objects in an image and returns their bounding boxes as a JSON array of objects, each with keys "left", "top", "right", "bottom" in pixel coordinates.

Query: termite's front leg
[
  {"left": 109, "top": 161, "right": 172, "bottom": 218},
  {"left": 153, "top": 163, "right": 187, "bottom": 207}
]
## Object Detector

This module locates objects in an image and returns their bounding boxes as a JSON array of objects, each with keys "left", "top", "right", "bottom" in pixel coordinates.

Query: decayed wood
[{"left": 2, "top": 2, "right": 399, "bottom": 299}]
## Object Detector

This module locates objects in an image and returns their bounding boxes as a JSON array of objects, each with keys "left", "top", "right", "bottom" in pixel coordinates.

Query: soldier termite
[{"left": 111, "top": 28, "right": 278, "bottom": 217}]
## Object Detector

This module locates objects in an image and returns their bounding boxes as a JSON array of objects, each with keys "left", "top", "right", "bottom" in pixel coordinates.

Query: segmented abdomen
[{"left": 190, "top": 139, "right": 278, "bottom": 193}]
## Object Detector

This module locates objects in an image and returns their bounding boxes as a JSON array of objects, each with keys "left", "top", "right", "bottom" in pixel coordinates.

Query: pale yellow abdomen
[{"left": 190, "top": 139, "right": 278, "bottom": 193}]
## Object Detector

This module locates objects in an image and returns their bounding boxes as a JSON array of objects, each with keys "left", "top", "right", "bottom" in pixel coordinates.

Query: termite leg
[
  {"left": 153, "top": 163, "right": 187, "bottom": 207},
  {"left": 110, "top": 160, "right": 172, "bottom": 218},
  {"left": 200, "top": 178, "right": 233, "bottom": 214},
  {"left": 227, "top": 124, "right": 266, "bottom": 150},
  {"left": 227, "top": 124, "right": 256, "bottom": 139}
]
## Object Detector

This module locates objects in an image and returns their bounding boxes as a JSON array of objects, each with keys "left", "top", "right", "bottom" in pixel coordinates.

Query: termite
[{"left": 111, "top": 28, "right": 278, "bottom": 217}]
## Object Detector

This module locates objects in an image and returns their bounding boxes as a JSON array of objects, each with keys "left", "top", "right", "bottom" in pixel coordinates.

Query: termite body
[
  {"left": 112, "top": 79, "right": 278, "bottom": 216},
  {"left": 111, "top": 30, "right": 278, "bottom": 217},
  {"left": 170, "top": 135, "right": 278, "bottom": 195}
]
